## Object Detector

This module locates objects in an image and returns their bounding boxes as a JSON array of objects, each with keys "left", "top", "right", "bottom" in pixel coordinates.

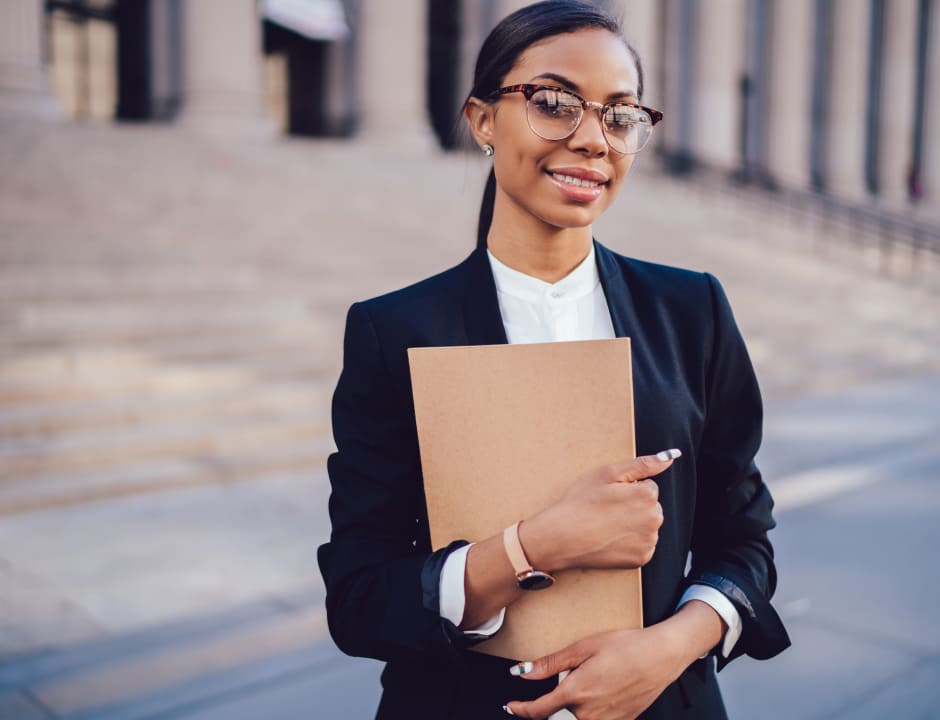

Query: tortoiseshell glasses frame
[{"left": 487, "top": 83, "right": 663, "bottom": 155}]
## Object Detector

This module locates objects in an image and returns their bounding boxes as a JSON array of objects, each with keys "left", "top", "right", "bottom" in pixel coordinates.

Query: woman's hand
[
  {"left": 503, "top": 627, "right": 682, "bottom": 720},
  {"left": 460, "top": 451, "right": 679, "bottom": 629},
  {"left": 502, "top": 601, "right": 725, "bottom": 720},
  {"left": 521, "top": 451, "right": 680, "bottom": 574}
]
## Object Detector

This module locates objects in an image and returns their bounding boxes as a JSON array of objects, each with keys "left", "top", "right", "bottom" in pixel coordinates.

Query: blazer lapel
[
  {"left": 461, "top": 246, "right": 509, "bottom": 346},
  {"left": 594, "top": 238, "right": 634, "bottom": 338}
]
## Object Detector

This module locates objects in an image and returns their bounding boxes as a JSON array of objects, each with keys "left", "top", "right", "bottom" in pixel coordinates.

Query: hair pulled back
[{"left": 468, "top": 0, "right": 644, "bottom": 248}]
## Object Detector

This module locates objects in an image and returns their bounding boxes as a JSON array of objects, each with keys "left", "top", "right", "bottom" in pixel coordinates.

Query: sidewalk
[{"left": 0, "top": 115, "right": 937, "bottom": 719}]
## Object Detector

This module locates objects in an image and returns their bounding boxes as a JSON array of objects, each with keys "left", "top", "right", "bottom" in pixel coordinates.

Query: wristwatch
[{"left": 503, "top": 521, "right": 555, "bottom": 591}]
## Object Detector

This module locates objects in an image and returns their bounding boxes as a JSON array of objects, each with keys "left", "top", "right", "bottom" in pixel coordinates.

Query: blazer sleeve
[
  {"left": 317, "top": 302, "right": 472, "bottom": 666},
  {"left": 686, "top": 274, "right": 791, "bottom": 670}
]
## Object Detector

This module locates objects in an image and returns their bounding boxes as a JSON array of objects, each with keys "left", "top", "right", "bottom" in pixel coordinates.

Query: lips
[
  {"left": 545, "top": 167, "right": 608, "bottom": 202},
  {"left": 546, "top": 167, "right": 610, "bottom": 184}
]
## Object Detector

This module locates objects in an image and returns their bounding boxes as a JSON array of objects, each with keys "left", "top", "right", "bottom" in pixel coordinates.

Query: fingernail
[
  {"left": 509, "top": 661, "right": 533, "bottom": 676},
  {"left": 502, "top": 705, "right": 515, "bottom": 715},
  {"left": 656, "top": 448, "right": 682, "bottom": 462}
]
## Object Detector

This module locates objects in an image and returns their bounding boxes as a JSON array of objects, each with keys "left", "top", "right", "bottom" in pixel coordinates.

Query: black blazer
[{"left": 318, "top": 240, "right": 790, "bottom": 720}]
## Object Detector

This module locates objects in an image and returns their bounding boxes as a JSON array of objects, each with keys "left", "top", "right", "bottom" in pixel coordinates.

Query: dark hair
[{"left": 468, "top": 0, "right": 644, "bottom": 248}]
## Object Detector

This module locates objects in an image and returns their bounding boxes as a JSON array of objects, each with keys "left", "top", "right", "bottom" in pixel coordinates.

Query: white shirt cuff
[
  {"left": 677, "top": 584, "right": 743, "bottom": 659},
  {"left": 439, "top": 543, "right": 506, "bottom": 638}
]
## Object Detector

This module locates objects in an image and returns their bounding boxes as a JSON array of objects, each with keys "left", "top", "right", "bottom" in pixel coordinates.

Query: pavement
[{"left": 0, "top": 112, "right": 938, "bottom": 720}]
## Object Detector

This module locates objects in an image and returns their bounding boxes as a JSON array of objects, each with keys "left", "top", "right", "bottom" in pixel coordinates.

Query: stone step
[
  {"left": 5, "top": 297, "right": 319, "bottom": 332},
  {"left": 0, "top": 327, "right": 333, "bottom": 374},
  {"left": 0, "top": 279, "right": 337, "bottom": 305},
  {"left": 0, "top": 408, "right": 328, "bottom": 482},
  {"left": 0, "top": 312, "right": 334, "bottom": 352},
  {"left": 0, "top": 441, "right": 333, "bottom": 517},
  {"left": 0, "top": 329, "right": 338, "bottom": 386},
  {"left": 0, "top": 351, "right": 336, "bottom": 405},
  {"left": 0, "top": 264, "right": 280, "bottom": 297},
  {"left": 0, "top": 383, "right": 328, "bottom": 456},
  {"left": 0, "top": 378, "right": 332, "bottom": 439},
  {"left": 0, "top": 312, "right": 334, "bottom": 350}
]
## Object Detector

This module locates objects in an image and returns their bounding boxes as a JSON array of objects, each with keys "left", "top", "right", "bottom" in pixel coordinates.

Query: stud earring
[{"left": 482, "top": 143, "right": 494, "bottom": 157}]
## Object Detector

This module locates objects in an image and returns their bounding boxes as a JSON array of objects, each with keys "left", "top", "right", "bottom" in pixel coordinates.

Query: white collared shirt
[{"left": 438, "top": 245, "right": 742, "bottom": 662}]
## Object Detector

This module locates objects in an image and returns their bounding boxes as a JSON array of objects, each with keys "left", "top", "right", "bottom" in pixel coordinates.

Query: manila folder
[{"left": 407, "top": 338, "right": 641, "bottom": 661}]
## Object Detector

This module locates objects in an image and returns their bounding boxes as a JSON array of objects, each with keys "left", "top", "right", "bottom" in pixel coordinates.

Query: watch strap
[{"left": 503, "top": 521, "right": 533, "bottom": 576}]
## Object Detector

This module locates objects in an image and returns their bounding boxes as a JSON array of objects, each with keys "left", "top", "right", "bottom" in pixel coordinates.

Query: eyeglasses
[{"left": 487, "top": 84, "right": 663, "bottom": 155}]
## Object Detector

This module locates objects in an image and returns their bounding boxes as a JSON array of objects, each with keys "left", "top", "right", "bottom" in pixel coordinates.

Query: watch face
[{"left": 518, "top": 570, "right": 555, "bottom": 591}]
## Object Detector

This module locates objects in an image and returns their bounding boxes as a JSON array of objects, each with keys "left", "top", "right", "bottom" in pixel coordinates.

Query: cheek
[
  {"left": 492, "top": 140, "right": 551, "bottom": 190},
  {"left": 604, "top": 159, "right": 635, "bottom": 196}
]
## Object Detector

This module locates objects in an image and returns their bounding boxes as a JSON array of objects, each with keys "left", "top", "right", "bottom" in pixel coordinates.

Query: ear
[{"left": 464, "top": 97, "right": 495, "bottom": 150}]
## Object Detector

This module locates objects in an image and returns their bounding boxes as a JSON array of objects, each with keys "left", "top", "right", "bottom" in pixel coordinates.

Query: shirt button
[{"left": 549, "top": 291, "right": 563, "bottom": 299}]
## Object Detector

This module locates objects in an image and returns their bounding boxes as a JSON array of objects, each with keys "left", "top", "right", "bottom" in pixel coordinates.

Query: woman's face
[{"left": 471, "top": 28, "right": 641, "bottom": 231}]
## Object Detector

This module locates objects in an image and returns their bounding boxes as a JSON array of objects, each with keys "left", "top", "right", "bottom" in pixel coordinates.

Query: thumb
[
  {"left": 611, "top": 448, "right": 682, "bottom": 483},
  {"left": 509, "top": 641, "right": 590, "bottom": 681},
  {"left": 503, "top": 684, "right": 568, "bottom": 718}
]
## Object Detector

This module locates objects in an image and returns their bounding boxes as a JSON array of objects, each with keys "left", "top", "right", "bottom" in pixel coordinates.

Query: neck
[{"left": 485, "top": 187, "right": 593, "bottom": 283}]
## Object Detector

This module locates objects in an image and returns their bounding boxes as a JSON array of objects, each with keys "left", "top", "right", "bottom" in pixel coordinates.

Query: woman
[{"left": 318, "top": 2, "right": 790, "bottom": 718}]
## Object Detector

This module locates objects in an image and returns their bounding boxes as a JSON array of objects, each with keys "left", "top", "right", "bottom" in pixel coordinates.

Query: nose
[{"left": 567, "top": 102, "right": 608, "bottom": 157}]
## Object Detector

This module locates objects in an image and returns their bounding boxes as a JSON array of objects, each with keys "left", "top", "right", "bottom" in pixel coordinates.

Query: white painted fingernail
[
  {"left": 509, "top": 661, "right": 533, "bottom": 676},
  {"left": 503, "top": 704, "right": 515, "bottom": 715},
  {"left": 656, "top": 449, "right": 682, "bottom": 462}
]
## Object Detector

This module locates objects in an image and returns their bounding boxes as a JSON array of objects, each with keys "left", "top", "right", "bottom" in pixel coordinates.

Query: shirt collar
[{"left": 486, "top": 245, "right": 600, "bottom": 304}]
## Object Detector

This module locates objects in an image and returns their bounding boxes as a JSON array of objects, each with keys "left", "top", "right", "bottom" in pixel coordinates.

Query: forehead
[{"left": 506, "top": 28, "right": 639, "bottom": 97}]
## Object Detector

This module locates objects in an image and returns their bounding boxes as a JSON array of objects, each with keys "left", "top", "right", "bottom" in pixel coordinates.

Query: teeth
[{"left": 552, "top": 173, "right": 601, "bottom": 188}]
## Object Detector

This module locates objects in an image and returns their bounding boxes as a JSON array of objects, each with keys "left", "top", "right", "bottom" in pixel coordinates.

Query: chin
[{"left": 539, "top": 206, "right": 602, "bottom": 230}]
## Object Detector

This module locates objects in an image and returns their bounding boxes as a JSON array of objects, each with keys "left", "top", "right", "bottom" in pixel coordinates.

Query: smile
[
  {"left": 545, "top": 170, "right": 606, "bottom": 202},
  {"left": 550, "top": 173, "right": 603, "bottom": 188}
]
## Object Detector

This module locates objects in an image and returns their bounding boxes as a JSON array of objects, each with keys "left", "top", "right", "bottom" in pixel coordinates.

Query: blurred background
[{"left": 0, "top": 1, "right": 938, "bottom": 719}]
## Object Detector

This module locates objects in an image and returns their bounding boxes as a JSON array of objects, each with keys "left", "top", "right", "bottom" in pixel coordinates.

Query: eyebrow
[{"left": 530, "top": 72, "right": 638, "bottom": 101}]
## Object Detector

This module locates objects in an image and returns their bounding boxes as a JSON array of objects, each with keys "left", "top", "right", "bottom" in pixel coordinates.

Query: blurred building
[
  {"left": 614, "top": 0, "right": 940, "bottom": 222},
  {"left": 1, "top": 0, "right": 938, "bottom": 225}
]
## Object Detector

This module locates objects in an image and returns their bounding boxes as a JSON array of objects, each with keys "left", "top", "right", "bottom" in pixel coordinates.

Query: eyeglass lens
[{"left": 526, "top": 88, "right": 653, "bottom": 154}]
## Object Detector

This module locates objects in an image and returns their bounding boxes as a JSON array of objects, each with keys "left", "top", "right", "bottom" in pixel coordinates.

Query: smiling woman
[
  {"left": 318, "top": 2, "right": 790, "bottom": 719},
  {"left": 466, "top": 27, "right": 652, "bottom": 251}
]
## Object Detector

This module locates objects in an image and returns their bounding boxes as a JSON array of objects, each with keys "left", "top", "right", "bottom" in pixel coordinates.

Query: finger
[
  {"left": 509, "top": 641, "right": 589, "bottom": 681},
  {"left": 504, "top": 685, "right": 570, "bottom": 719},
  {"left": 610, "top": 449, "right": 682, "bottom": 483},
  {"left": 634, "top": 477, "right": 659, "bottom": 501}
]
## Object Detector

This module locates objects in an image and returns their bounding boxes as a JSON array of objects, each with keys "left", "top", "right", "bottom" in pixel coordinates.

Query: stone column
[
  {"left": 826, "top": 0, "right": 869, "bottom": 202},
  {"left": 150, "top": 0, "right": 184, "bottom": 120},
  {"left": 461, "top": 0, "right": 496, "bottom": 96},
  {"left": 693, "top": 0, "right": 748, "bottom": 171},
  {"left": 655, "top": 0, "right": 696, "bottom": 170},
  {"left": 496, "top": 0, "right": 530, "bottom": 19},
  {"left": 878, "top": 0, "right": 918, "bottom": 206},
  {"left": 923, "top": 0, "right": 940, "bottom": 214},
  {"left": 607, "top": 0, "right": 663, "bottom": 167},
  {"left": 613, "top": 0, "right": 661, "bottom": 108},
  {"left": 765, "top": 0, "right": 813, "bottom": 190},
  {"left": 355, "top": 0, "right": 434, "bottom": 149},
  {"left": 0, "top": 0, "right": 57, "bottom": 116},
  {"left": 176, "top": 0, "right": 269, "bottom": 133}
]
